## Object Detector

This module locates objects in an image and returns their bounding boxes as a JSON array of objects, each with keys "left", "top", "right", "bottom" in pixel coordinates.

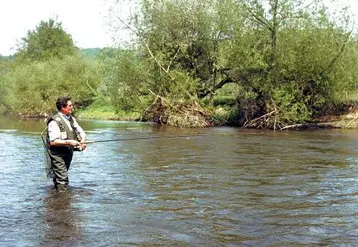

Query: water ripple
[{"left": 2, "top": 121, "right": 358, "bottom": 246}]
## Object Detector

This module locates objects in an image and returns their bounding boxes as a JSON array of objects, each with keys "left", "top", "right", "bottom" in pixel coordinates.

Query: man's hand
[
  {"left": 80, "top": 142, "right": 87, "bottom": 151},
  {"left": 68, "top": 140, "right": 80, "bottom": 147}
]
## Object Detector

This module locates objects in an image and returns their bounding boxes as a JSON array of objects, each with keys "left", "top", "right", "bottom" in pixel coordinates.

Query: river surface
[{"left": 1, "top": 117, "right": 358, "bottom": 246}]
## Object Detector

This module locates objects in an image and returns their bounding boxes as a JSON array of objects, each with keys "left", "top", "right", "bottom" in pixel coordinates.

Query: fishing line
[
  {"left": 84, "top": 134, "right": 206, "bottom": 144},
  {"left": 40, "top": 127, "right": 205, "bottom": 176}
]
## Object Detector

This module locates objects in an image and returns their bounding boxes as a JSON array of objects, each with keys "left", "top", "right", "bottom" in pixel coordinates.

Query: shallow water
[{"left": 1, "top": 117, "right": 358, "bottom": 246}]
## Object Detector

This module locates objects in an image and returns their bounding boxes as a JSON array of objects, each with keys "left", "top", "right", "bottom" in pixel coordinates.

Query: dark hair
[{"left": 56, "top": 96, "right": 71, "bottom": 111}]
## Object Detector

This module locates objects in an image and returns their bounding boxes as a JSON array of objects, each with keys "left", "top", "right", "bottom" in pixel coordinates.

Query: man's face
[{"left": 61, "top": 100, "right": 74, "bottom": 115}]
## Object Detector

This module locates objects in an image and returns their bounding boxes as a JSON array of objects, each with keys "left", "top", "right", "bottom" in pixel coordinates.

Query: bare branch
[
  {"left": 115, "top": 16, "right": 171, "bottom": 77},
  {"left": 166, "top": 45, "right": 181, "bottom": 72},
  {"left": 324, "top": 30, "right": 353, "bottom": 73},
  {"left": 242, "top": 2, "right": 272, "bottom": 30},
  {"left": 243, "top": 110, "right": 277, "bottom": 128}
]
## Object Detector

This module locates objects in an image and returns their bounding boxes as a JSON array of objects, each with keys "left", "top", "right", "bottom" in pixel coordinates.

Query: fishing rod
[{"left": 83, "top": 134, "right": 206, "bottom": 144}]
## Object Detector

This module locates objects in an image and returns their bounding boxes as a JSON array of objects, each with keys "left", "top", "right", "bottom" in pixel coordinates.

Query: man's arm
[
  {"left": 72, "top": 117, "right": 87, "bottom": 150},
  {"left": 48, "top": 121, "right": 81, "bottom": 147},
  {"left": 72, "top": 118, "right": 86, "bottom": 141}
]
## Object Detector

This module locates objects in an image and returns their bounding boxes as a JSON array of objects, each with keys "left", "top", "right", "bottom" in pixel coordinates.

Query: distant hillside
[
  {"left": 1, "top": 48, "right": 105, "bottom": 60},
  {"left": 80, "top": 48, "right": 101, "bottom": 58},
  {"left": 1, "top": 49, "right": 102, "bottom": 60},
  {"left": 0, "top": 55, "right": 15, "bottom": 61}
]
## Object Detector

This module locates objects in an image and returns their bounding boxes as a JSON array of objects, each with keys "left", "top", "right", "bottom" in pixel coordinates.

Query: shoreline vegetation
[
  {"left": 10, "top": 99, "right": 358, "bottom": 131},
  {"left": 73, "top": 112, "right": 358, "bottom": 130},
  {"left": 77, "top": 107, "right": 358, "bottom": 130},
  {"left": 71, "top": 106, "right": 358, "bottom": 130},
  {"left": 10, "top": 112, "right": 358, "bottom": 130},
  {"left": 2, "top": 1, "right": 358, "bottom": 130}
]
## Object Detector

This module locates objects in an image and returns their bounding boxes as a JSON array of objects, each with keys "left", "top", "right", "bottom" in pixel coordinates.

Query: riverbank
[
  {"left": 75, "top": 103, "right": 141, "bottom": 121},
  {"left": 75, "top": 107, "right": 358, "bottom": 130},
  {"left": 314, "top": 109, "right": 358, "bottom": 129},
  {"left": 76, "top": 110, "right": 141, "bottom": 121},
  {"left": 6, "top": 102, "right": 358, "bottom": 130}
]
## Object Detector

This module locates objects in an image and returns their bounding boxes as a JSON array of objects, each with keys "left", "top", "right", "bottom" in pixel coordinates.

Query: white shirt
[{"left": 48, "top": 112, "right": 85, "bottom": 142}]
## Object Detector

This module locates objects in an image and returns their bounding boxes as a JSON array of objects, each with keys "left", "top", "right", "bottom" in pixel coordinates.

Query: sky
[
  {"left": 0, "top": 0, "right": 131, "bottom": 56},
  {"left": 0, "top": 0, "right": 358, "bottom": 56}
]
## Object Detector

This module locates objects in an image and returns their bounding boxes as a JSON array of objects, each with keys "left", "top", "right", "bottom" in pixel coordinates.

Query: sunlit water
[{"left": 1, "top": 117, "right": 358, "bottom": 246}]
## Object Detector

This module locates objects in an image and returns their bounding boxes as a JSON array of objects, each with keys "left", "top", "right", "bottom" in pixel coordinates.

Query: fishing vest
[{"left": 47, "top": 114, "right": 77, "bottom": 142}]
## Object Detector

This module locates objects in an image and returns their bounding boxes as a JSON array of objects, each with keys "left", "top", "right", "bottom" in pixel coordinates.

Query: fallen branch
[
  {"left": 280, "top": 123, "right": 339, "bottom": 131},
  {"left": 243, "top": 110, "right": 276, "bottom": 128},
  {"left": 345, "top": 116, "right": 358, "bottom": 128}
]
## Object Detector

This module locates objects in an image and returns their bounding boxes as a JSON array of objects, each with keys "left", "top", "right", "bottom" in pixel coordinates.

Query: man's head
[{"left": 56, "top": 96, "right": 73, "bottom": 115}]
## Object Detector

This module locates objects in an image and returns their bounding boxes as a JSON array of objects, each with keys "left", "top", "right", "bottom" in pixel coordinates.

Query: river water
[{"left": 1, "top": 117, "right": 358, "bottom": 246}]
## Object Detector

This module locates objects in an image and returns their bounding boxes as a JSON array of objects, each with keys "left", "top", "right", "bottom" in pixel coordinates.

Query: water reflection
[{"left": 42, "top": 190, "right": 81, "bottom": 246}]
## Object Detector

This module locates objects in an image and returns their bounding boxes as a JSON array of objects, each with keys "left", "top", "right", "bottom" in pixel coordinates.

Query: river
[{"left": 1, "top": 117, "right": 358, "bottom": 246}]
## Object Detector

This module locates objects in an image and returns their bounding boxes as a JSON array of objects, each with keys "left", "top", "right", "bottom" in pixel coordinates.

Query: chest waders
[{"left": 44, "top": 115, "right": 78, "bottom": 191}]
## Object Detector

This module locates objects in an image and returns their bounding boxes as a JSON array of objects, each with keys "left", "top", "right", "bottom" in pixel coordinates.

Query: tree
[
  {"left": 106, "top": 0, "right": 358, "bottom": 128},
  {"left": 108, "top": 0, "right": 239, "bottom": 100},
  {"left": 5, "top": 55, "right": 100, "bottom": 116},
  {"left": 236, "top": 0, "right": 358, "bottom": 127},
  {"left": 0, "top": 56, "right": 14, "bottom": 114},
  {"left": 15, "top": 18, "right": 78, "bottom": 61},
  {"left": 100, "top": 48, "right": 152, "bottom": 112},
  {"left": 1, "top": 18, "right": 100, "bottom": 116}
]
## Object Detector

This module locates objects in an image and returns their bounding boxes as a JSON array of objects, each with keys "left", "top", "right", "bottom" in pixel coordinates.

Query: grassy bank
[
  {"left": 75, "top": 99, "right": 141, "bottom": 121},
  {"left": 74, "top": 97, "right": 239, "bottom": 126}
]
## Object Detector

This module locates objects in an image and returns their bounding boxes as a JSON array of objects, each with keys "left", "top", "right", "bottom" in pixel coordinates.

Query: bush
[{"left": 4, "top": 55, "right": 100, "bottom": 116}]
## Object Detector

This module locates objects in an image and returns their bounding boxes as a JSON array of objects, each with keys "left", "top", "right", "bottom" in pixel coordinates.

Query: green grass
[
  {"left": 201, "top": 95, "right": 236, "bottom": 107},
  {"left": 75, "top": 98, "right": 141, "bottom": 120}
]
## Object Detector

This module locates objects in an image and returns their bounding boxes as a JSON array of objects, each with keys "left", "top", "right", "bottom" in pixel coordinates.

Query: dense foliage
[
  {"left": 103, "top": 0, "right": 358, "bottom": 128},
  {"left": 0, "top": 56, "right": 14, "bottom": 113},
  {"left": 0, "top": 19, "right": 100, "bottom": 116},
  {"left": 1, "top": 1, "right": 358, "bottom": 129},
  {"left": 15, "top": 18, "right": 78, "bottom": 62},
  {"left": 4, "top": 56, "right": 100, "bottom": 116}
]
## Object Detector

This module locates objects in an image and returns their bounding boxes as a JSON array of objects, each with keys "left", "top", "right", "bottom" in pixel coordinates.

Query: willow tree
[
  {"left": 105, "top": 0, "right": 245, "bottom": 125},
  {"left": 107, "top": 0, "right": 358, "bottom": 128},
  {"left": 230, "top": 0, "right": 358, "bottom": 128}
]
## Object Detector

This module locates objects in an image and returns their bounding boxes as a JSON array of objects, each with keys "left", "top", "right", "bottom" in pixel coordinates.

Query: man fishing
[{"left": 46, "top": 96, "right": 86, "bottom": 192}]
